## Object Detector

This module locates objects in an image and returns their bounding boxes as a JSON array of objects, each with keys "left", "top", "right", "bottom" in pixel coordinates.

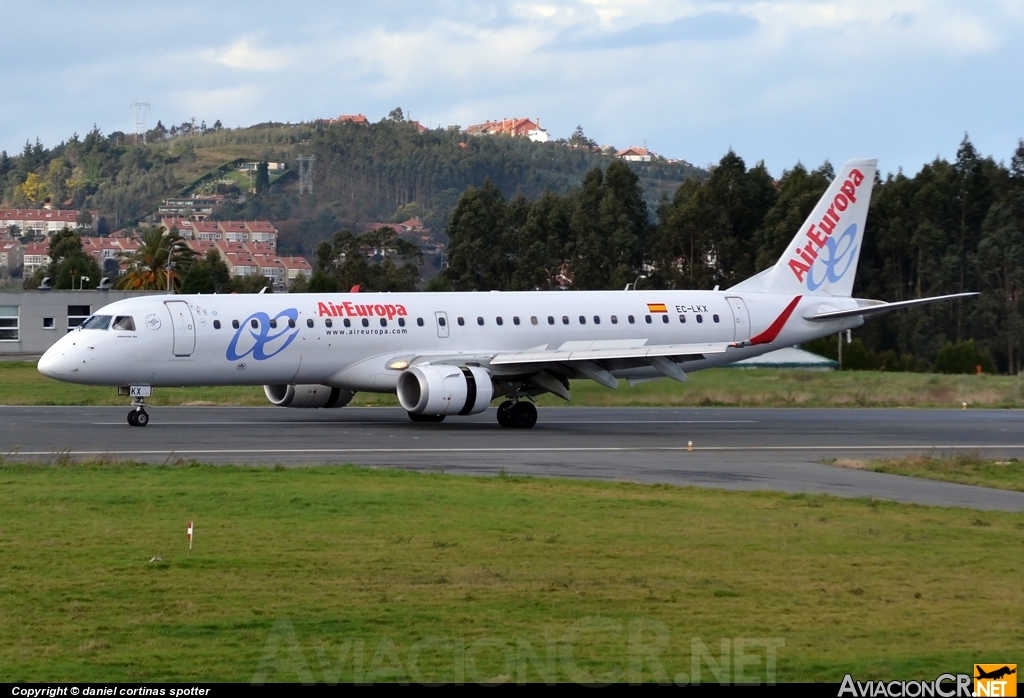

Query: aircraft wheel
[
  {"left": 135, "top": 410, "right": 150, "bottom": 427},
  {"left": 408, "top": 412, "right": 445, "bottom": 423},
  {"left": 496, "top": 400, "right": 514, "bottom": 428},
  {"left": 510, "top": 401, "right": 538, "bottom": 429},
  {"left": 127, "top": 410, "right": 138, "bottom": 426}
]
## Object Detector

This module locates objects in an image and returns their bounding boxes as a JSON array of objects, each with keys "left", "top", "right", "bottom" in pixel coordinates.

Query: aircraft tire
[
  {"left": 127, "top": 410, "right": 137, "bottom": 426},
  {"left": 510, "top": 402, "right": 538, "bottom": 429},
  {"left": 408, "top": 412, "right": 445, "bottom": 423},
  {"left": 496, "top": 401, "right": 514, "bottom": 428},
  {"left": 135, "top": 410, "right": 150, "bottom": 427}
]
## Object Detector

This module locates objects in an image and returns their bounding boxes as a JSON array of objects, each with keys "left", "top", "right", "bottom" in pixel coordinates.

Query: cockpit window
[
  {"left": 81, "top": 315, "right": 112, "bottom": 330},
  {"left": 112, "top": 316, "right": 135, "bottom": 331}
]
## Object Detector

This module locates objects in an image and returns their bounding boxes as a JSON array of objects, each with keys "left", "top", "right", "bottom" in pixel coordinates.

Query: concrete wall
[{"left": 0, "top": 290, "right": 160, "bottom": 359}]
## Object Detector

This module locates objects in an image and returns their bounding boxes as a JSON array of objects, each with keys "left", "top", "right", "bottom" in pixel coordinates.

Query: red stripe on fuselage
[{"left": 749, "top": 296, "right": 802, "bottom": 345}]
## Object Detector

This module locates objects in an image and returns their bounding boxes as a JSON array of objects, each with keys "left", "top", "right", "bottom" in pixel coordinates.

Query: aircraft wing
[
  {"left": 803, "top": 292, "right": 979, "bottom": 321},
  {"left": 489, "top": 341, "right": 732, "bottom": 365}
]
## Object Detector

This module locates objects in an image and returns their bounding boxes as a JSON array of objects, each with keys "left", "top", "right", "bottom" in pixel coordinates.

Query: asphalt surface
[{"left": 2, "top": 405, "right": 1023, "bottom": 511}]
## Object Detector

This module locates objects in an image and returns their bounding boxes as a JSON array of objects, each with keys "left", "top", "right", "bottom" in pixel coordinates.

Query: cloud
[{"left": 204, "top": 39, "right": 293, "bottom": 72}]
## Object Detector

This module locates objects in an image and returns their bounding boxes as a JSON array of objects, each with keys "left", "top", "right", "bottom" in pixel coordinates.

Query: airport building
[{"left": 0, "top": 290, "right": 159, "bottom": 359}]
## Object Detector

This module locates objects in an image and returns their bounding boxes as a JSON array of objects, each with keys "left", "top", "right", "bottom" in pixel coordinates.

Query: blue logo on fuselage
[
  {"left": 806, "top": 224, "right": 859, "bottom": 291},
  {"left": 226, "top": 309, "right": 300, "bottom": 361}
]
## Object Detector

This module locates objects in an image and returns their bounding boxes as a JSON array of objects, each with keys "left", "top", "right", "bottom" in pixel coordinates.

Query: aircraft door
[
  {"left": 725, "top": 296, "right": 750, "bottom": 342},
  {"left": 435, "top": 311, "right": 449, "bottom": 339},
  {"left": 165, "top": 300, "right": 196, "bottom": 356}
]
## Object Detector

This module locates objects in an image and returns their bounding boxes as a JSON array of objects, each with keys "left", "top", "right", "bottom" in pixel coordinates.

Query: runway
[{"left": 2, "top": 405, "right": 1023, "bottom": 511}]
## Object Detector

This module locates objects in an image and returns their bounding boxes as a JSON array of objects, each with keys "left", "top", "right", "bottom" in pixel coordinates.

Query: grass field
[
  {"left": 833, "top": 455, "right": 1024, "bottom": 493},
  {"left": 0, "top": 463, "right": 1021, "bottom": 683},
  {"left": 3, "top": 360, "right": 1023, "bottom": 408}
]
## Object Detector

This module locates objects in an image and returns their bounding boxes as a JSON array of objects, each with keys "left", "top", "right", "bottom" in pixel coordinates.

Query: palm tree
[{"left": 117, "top": 227, "right": 194, "bottom": 291}]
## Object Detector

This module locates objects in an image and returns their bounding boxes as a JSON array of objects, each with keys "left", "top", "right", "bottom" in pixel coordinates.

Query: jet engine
[
  {"left": 264, "top": 384, "right": 355, "bottom": 408},
  {"left": 396, "top": 365, "right": 493, "bottom": 416}
]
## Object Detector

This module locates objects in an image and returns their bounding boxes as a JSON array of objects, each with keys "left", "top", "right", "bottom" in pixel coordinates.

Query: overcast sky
[{"left": 2, "top": 0, "right": 1022, "bottom": 176}]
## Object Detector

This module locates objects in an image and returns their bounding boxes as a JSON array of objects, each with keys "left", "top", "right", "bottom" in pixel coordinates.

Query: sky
[{"left": 2, "top": 0, "right": 1023, "bottom": 177}]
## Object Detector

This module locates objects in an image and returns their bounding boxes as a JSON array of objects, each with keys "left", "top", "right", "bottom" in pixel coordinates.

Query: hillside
[{"left": 0, "top": 118, "right": 704, "bottom": 258}]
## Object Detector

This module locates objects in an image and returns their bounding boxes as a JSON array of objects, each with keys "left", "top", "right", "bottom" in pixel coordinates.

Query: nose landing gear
[
  {"left": 497, "top": 400, "right": 537, "bottom": 429},
  {"left": 127, "top": 397, "right": 149, "bottom": 427}
]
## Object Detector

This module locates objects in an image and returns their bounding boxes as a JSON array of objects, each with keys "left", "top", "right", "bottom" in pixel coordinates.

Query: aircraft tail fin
[{"left": 730, "top": 158, "right": 878, "bottom": 297}]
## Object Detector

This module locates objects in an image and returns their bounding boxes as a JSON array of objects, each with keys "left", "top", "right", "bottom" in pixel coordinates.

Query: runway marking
[
  {"left": 10, "top": 444, "right": 1024, "bottom": 457},
  {"left": 86, "top": 419, "right": 759, "bottom": 426}
]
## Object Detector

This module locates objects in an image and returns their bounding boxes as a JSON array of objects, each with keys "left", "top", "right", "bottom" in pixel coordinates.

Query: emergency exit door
[{"left": 725, "top": 296, "right": 751, "bottom": 342}]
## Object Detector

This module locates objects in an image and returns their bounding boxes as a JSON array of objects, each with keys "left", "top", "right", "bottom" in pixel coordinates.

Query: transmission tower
[
  {"left": 297, "top": 155, "right": 315, "bottom": 195},
  {"left": 130, "top": 101, "right": 150, "bottom": 140}
]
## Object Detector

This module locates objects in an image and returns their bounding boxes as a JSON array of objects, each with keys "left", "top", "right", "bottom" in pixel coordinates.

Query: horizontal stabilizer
[{"left": 803, "top": 292, "right": 979, "bottom": 321}]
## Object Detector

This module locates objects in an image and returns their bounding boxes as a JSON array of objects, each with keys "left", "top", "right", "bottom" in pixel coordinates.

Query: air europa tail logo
[
  {"left": 318, "top": 301, "right": 408, "bottom": 320},
  {"left": 788, "top": 168, "right": 866, "bottom": 286}
]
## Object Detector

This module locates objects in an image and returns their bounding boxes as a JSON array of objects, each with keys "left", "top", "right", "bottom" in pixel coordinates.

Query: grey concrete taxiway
[{"left": 2, "top": 405, "right": 1023, "bottom": 511}]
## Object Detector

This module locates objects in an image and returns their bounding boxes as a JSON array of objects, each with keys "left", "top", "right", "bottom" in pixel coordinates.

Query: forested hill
[{"left": 0, "top": 115, "right": 704, "bottom": 249}]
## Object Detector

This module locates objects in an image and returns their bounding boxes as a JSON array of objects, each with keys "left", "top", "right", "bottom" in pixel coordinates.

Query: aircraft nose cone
[{"left": 37, "top": 345, "right": 66, "bottom": 378}]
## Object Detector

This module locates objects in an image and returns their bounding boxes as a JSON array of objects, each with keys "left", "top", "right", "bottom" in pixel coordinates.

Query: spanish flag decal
[{"left": 647, "top": 303, "right": 668, "bottom": 313}]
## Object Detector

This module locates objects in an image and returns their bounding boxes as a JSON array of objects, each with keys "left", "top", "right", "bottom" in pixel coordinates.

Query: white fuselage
[{"left": 37, "top": 290, "right": 862, "bottom": 390}]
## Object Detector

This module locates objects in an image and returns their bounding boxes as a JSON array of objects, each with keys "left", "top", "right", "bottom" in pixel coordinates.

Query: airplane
[
  {"left": 37, "top": 158, "right": 976, "bottom": 428},
  {"left": 975, "top": 666, "right": 1016, "bottom": 681}
]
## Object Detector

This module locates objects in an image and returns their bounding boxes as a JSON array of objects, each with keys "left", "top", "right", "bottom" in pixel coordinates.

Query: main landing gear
[
  {"left": 127, "top": 397, "right": 149, "bottom": 427},
  {"left": 497, "top": 400, "right": 537, "bottom": 429}
]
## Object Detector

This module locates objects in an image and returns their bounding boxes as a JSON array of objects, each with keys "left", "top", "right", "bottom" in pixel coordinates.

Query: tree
[
  {"left": 255, "top": 161, "right": 270, "bottom": 195},
  {"left": 180, "top": 250, "right": 230, "bottom": 294},
  {"left": 568, "top": 126, "right": 596, "bottom": 149},
  {"left": 443, "top": 180, "right": 509, "bottom": 290},
  {"left": 116, "top": 227, "right": 194, "bottom": 291},
  {"left": 316, "top": 227, "right": 422, "bottom": 292},
  {"left": 387, "top": 107, "right": 405, "bottom": 123},
  {"left": 46, "top": 227, "right": 101, "bottom": 289}
]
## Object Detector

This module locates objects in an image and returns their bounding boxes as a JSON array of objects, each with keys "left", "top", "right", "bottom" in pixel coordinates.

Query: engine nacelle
[
  {"left": 264, "top": 384, "right": 354, "bottom": 408},
  {"left": 396, "top": 365, "right": 493, "bottom": 416}
]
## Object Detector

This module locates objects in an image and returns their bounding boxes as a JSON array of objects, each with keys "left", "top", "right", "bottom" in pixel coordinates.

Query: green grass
[
  {"left": 0, "top": 463, "right": 1021, "bottom": 682},
  {"left": 832, "top": 455, "right": 1024, "bottom": 492},
  {"left": 4, "top": 360, "right": 1024, "bottom": 408}
]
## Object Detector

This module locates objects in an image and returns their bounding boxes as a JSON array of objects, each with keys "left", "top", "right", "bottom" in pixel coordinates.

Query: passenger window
[
  {"left": 112, "top": 316, "right": 136, "bottom": 331},
  {"left": 269, "top": 319, "right": 277, "bottom": 329},
  {"left": 417, "top": 318, "right": 424, "bottom": 327},
  {"left": 628, "top": 315, "right": 635, "bottom": 324},
  {"left": 307, "top": 319, "right": 314, "bottom": 328},
  {"left": 496, "top": 317, "right": 503, "bottom": 326},
  {"left": 513, "top": 316, "right": 520, "bottom": 325},
  {"left": 547, "top": 316, "right": 555, "bottom": 325},
  {"left": 579, "top": 316, "right": 586, "bottom": 325},
  {"left": 562, "top": 316, "right": 569, "bottom": 325},
  {"left": 696, "top": 315, "right": 703, "bottom": 324},
  {"left": 679, "top": 314, "right": 686, "bottom": 323},
  {"left": 531, "top": 316, "right": 538, "bottom": 325},
  {"left": 438, "top": 317, "right": 446, "bottom": 327},
  {"left": 251, "top": 319, "right": 259, "bottom": 329},
  {"left": 362, "top": 318, "right": 369, "bottom": 327},
  {"left": 611, "top": 315, "right": 618, "bottom": 324},
  {"left": 713, "top": 314, "right": 720, "bottom": 323},
  {"left": 380, "top": 318, "right": 387, "bottom": 327},
  {"left": 288, "top": 319, "right": 296, "bottom": 328},
  {"left": 477, "top": 317, "right": 484, "bottom": 326},
  {"left": 232, "top": 320, "right": 239, "bottom": 329},
  {"left": 645, "top": 315, "right": 652, "bottom": 324},
  {"left": 662, "top": 315, "right": 669, "bottom": 324},
  {"left": 343, "top": 318, "right": 351, "bottom": 328},
  {"left": 325, "top": 318, "right": 333, "bottom": 328},
  {"left": 399, "top": 318, "right": 406, "bottom": 327},
  {"left": 593, "top": 316, "right": 600, "bottom": 324},
  {"left": 213, "top": 319, "right": 221, "bottom": 330},
  {"left": 458, "top": 317, "right": 465, "bottom": 326}
]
